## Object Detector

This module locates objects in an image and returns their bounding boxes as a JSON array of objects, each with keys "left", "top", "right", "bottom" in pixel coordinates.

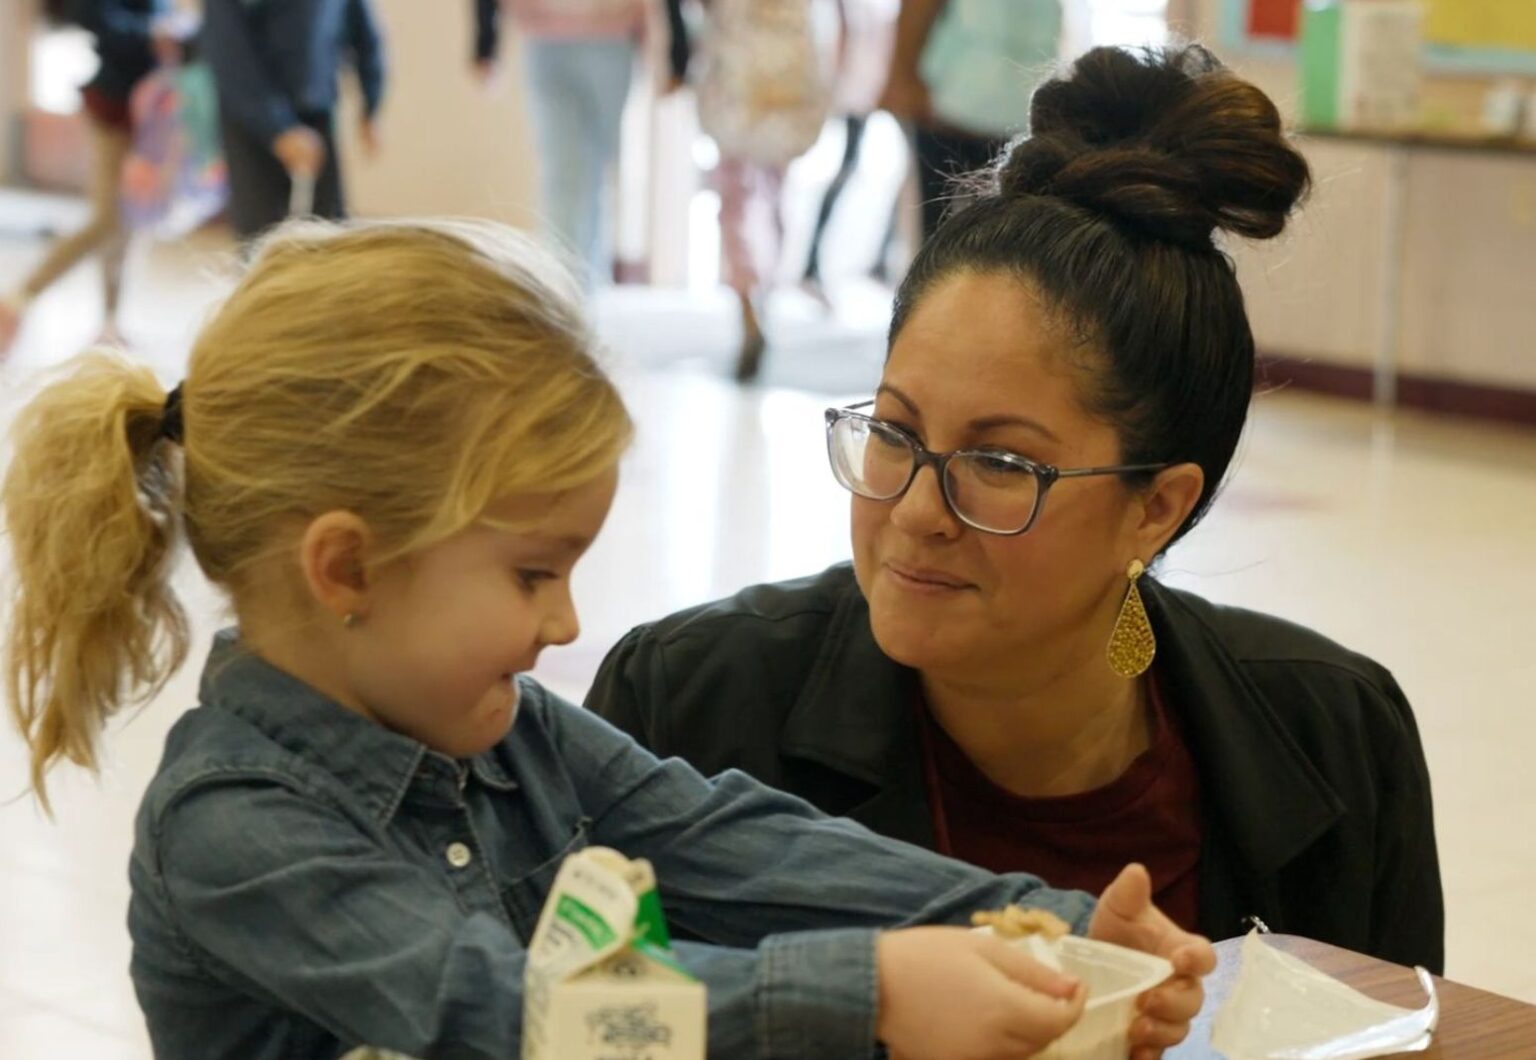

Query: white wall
[{"left": 335, "top": 0, "right": 537, "bottom": 227}]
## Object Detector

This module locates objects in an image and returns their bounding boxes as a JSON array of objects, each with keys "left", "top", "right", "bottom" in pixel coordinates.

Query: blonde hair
[{"left": 3, "top": 218, "right": 632, "bottom": 808}]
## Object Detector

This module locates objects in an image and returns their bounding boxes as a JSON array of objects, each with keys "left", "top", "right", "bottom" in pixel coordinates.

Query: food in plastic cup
[{"left": 977, "top": 927, "right": 1174, "bottom": 1060}]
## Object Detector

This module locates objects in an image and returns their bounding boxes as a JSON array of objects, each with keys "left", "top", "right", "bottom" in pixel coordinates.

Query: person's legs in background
[
  {"left": 802, "top": 112, "right": 868, "bottom": 302},
  {"left": 913, "top": 124, "right": 1002, "bottom": 240},
  {"left": 717, "top": 156, "right": 786, "bottom": 383},
  {"left": 1, "top": 117, "right": 133, "bottom": 355},
  {"left": 522, "top": 36, "right": 635, "bottom": 290}
]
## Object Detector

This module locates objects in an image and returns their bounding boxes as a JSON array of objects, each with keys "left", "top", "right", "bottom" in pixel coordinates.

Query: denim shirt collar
[{"left": 199, "top": 629, "right": 519, "bottom": 824}]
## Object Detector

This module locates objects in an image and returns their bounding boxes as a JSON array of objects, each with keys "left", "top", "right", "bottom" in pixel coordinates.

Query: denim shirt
[{"left": 128, "top": 631, "right": 1095, "bottom": 1059}]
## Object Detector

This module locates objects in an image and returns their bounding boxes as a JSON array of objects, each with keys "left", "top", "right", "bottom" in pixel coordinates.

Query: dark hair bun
[{"left": 997, "top": 45, "right": 1311, "bottom": 247}]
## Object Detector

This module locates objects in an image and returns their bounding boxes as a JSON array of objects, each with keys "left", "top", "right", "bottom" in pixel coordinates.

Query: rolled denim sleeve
[
  {"left": 551, "top": 691, "right": 1096, "bottom": 944},
  {"left": 152, "top": 777, "right": 885, "bottom": 1058}
]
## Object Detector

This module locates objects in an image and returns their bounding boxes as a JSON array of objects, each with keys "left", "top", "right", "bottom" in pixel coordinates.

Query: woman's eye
[
  {"left": 875, "top": 420, "right": 920, "bottom": 444},
  {"left": 972, "top": 452, "right": 1032, "bottom": 477}
]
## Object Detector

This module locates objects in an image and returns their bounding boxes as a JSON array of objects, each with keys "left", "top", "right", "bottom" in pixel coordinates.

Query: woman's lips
[{"left": 883, "top": 559, "right": 974, "bottom": 593}]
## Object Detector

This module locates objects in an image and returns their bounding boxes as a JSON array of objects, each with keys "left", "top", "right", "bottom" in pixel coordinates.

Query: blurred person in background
[
  {"left": 1, "top": 0, "right": 193, "bottom": 356},
  {"left": 881, "top": 0, "right": 1061, "bottom": 238},
  {"left": 201, "top": 0, "right": 386, "bottom": 240},
  {"left": 800, "top": 0, "right": 899, "bottom": 304},
  {"left": 473, "top": 0, "right": 649, "bottom": 291},
  {"left": 670, "top": 0, "right": 840, "bottom": 382}
]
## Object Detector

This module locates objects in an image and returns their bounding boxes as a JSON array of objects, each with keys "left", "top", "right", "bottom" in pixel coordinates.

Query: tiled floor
[{"left": 3, "top": 219, "right": 1536, "bottom": 1056}]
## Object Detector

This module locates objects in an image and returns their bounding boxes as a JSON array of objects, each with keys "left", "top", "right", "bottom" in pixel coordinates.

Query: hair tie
[{"left": 160, "top": 384, "right": 185, "bottom": 445}]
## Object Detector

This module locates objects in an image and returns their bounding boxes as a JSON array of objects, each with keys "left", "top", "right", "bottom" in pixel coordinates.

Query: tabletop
[{"left": 1166, "top": 934, "right": 1536, "bottom": 1058}]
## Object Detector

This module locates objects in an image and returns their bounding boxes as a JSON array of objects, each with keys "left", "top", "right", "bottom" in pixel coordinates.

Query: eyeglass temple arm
[{"left": 1053, "top": 462, "right": 1172, "bottom": 479}]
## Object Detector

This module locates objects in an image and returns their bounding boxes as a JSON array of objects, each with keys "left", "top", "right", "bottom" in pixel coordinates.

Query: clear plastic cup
[{"left": 979, "top": 929, "right": 1174, "bottom": 1059}]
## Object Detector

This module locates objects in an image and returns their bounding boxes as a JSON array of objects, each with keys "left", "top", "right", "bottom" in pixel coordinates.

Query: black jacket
[
  {"left": 75, "top": 0, "right": 168, "bottom": 104},
  {"left": 587, "top": 563, "right": 1445, "bottom": 972}
]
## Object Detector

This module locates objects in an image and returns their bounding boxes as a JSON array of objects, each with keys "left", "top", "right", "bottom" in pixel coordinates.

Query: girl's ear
[{"left": 298, "top": 511, "right": 376, "bottom": 623}]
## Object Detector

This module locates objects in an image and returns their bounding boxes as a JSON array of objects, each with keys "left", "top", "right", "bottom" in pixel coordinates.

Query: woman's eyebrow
[{"left": 877, "top": 384, "right": 1060, "bottom": 444}]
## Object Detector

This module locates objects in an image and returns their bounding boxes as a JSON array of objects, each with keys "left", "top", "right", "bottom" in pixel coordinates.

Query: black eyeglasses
[{"left": 824, "top": 401, "right": 1171, "bottom": 536}]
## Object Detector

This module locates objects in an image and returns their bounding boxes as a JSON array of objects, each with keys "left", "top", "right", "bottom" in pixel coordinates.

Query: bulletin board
[
  {"left": 1244, "top": 0, "right": 1297, "bottom": 41},
  {"left": 1424, "top": 0, "right": 1536, "bottom": 53},
  {"left": 1224, "top": 0, "right": 1536, "bottom": 75}
]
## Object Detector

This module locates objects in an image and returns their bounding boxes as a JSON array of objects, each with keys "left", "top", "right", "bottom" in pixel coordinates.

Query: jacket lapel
[
  {"left": 1143, "top": 580, "right": 1345, "bottom": 907},
  {"left": 769, "top": 569, "right": 1347, "bottom": 910},
  {"left": 776, "top": 569, "right": 937, "bottom": 849}
]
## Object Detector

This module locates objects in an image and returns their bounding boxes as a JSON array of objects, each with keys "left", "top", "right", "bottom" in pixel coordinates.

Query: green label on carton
[
  {"left": 632, "top": 939, "right": 700, "bottom": 982},
  {"left": 632, "top": 886, "right": 673, "bottom": 951},
  {"left": 556, "top": 894, "right": 617, "bottom": 950}
]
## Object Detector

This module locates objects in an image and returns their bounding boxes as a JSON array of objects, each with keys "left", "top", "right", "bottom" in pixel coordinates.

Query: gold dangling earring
[{"left": 1107, "top": 559, "right": 1156, "bottom": 679}]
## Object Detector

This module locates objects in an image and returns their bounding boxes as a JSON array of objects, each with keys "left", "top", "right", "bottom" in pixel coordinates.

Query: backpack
[
  {"left": 120, "top": 64, "right": 229, "bottom": 239},
  {"left": 695, "top": 0, "right": 833, "bottom": 166}
]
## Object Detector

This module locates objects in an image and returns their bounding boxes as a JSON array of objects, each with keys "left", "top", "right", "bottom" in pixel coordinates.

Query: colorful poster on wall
[
  {"left": 1236, "top": 0, "right": 1536, "bottom": 73},
  {"left": 1425, "top": 0, "right": 1536, "bottom": 52},
  {"left": 1247, "top": 0, "right": 1299, "bottom": 40}
]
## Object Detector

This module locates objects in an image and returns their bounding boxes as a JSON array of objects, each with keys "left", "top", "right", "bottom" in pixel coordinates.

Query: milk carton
[{"left": 523, "top": 847, "right": 706, "bottom": 1060}]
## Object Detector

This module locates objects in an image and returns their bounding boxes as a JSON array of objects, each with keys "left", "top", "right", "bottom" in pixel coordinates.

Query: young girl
[{"left": 3, "top": 218, "right": 1211, "bottom": 1059}]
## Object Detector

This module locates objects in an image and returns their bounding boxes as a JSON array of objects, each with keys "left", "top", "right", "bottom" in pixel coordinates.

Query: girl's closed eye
[{"left": 515, "top": 569, "right": 557, "bottom": 592}]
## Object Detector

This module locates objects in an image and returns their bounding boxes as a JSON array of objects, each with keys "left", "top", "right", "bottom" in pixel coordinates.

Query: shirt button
[{"left": 445, "top": 842, "right": 473, "bottom": 869}]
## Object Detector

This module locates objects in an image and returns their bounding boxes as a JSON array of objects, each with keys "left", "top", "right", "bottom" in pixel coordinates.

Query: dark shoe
[
  {"left": 734, "top": 292, "right": 767, "bottom": 382},
  {"left": 735, "top": 326, "right": 766, "bottom": 382}
]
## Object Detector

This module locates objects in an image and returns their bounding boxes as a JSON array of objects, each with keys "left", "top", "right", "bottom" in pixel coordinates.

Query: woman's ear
[
  {"left": 298, "top": 511, "right": 376, "bottom": 623},
  {"left": 1135, "top": 462, "right": 1205, "bottom": 557}
]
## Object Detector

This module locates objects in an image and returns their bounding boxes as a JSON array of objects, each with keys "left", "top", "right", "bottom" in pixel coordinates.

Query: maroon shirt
[{"left": 918, "top": 671, "right": 1204, "bottom": 932}]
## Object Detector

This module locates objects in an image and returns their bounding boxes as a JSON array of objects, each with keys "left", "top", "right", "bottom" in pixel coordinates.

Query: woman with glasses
[{"left": 587, "top": 45, "right": 1443, "bottom": 972}]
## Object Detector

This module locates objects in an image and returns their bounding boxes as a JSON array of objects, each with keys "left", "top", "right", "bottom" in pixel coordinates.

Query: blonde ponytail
[{"left": 3, "top": 353, "right": 190, "bottom": 811}]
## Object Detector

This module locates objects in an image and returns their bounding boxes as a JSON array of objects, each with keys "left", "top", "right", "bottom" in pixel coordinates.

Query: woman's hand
[
  {"left": 877, "top": 926, "right": 1085, "bottom": 1060},
  {"left": 1089, "top": 864, "right": 1216, "bottom": 1059}
]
